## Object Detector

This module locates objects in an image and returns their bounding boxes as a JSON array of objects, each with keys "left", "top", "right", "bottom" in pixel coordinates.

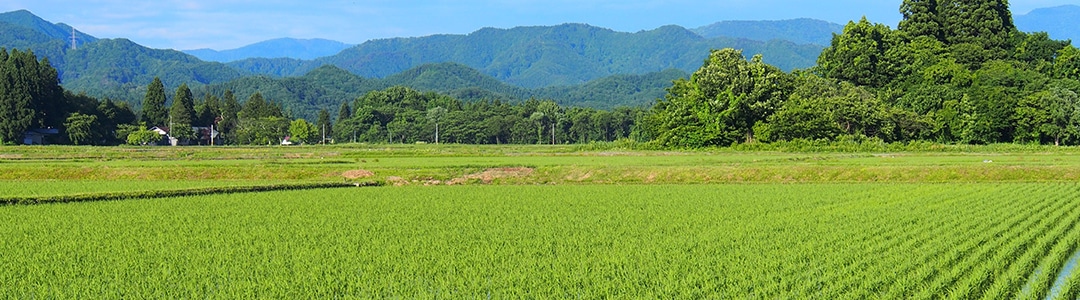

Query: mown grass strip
[{"left": 0, "top": 181, "right": 383, "bottom": 206}]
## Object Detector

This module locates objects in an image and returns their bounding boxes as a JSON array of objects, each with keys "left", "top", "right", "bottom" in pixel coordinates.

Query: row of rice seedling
[
  {"left": 838, "top": 185, "right": 1028, "bottom": 298},
  {"left": 975, "top": 187, "right": 1080, "bottom": 299},
  {"left": 0, "top": 183, "right": 1077, "bottom": 297}
]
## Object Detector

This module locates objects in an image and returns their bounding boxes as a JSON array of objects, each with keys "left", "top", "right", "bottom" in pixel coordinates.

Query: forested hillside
[
  {"left": 0, "top": 10, "right": 789, "bottom": 114},
  {"left": 0, "top": 10, "right": 243, "bottom": 108},
  {"left": 200, "top": 63, "right": 685, "bottom": 120},
  {"left": 232, "top": 23, "right": 823, "bottom": 87}
]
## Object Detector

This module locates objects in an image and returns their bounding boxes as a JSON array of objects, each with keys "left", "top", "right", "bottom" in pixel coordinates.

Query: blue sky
[{"left": 0, "top": 0, "right": 1074, "bottom": 51}]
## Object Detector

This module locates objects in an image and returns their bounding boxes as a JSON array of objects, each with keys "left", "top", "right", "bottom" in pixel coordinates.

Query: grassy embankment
[{"left": 3, "top": 144, "right": 1080, "bottom": 190}]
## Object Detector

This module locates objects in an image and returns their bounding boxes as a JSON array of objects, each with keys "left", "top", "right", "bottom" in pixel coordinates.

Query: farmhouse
[
  {"left": 148, "top": 126, "right": 221, "bottom": 146},
  {"left": 22, "top": 128, "right": 59, "bottom": 145}
]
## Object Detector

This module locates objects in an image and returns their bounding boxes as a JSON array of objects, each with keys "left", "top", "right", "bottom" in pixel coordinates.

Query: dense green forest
[
  {"left": 0, "top": 48, "right": 643, "bottom": 146},
  {"left": 0, "top": 48, "right": 137, "bottom": 145},
  {"left": 645, "top": 0, "right": 1080, "bottom": 147},
  {"left": 234, "top": 23, "right": 822, "bottom": 87},
  {"left": 201, "top": 63, "right": 686, "bottom": 120}
]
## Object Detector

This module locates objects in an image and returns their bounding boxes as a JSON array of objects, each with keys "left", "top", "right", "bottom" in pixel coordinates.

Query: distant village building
[
  {"left": 148, "top": 126, "right": 220, "bottom": 146},
  {"left": 22, "top": 128, "right": 59, "bottom": 145},
  {"left": 193, "top": 127, "right": 221, "bottom": 146}
]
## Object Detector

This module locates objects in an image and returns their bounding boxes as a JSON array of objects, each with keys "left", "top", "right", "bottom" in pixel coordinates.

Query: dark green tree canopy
[
  {"left": 899, "top": 0, "right": 942, "bottom": 41},
  {"left": 239, "top": 92, "right": 284, "bottom": 120},
  {"left": 170, "top": 83, "right": 196, "bottom": 127},
  {"left": 0, "top": 48, "right": 64, "bottom": 144},
  {"left": 141, "top": 77, "right": 167, "bottom": 128},
  {"left": 817, "top": 17, "right": 897, "bottom": 88},
  {"left": 167, "top": 83, "right": 197, "bottom": 140},
  {"left": 647, "top": 48, "right": 793, "bottom": 147}
]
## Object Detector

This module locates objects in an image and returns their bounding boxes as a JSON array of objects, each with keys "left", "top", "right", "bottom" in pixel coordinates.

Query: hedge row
[{"left": 0, "top": 181, "right": 383, "bottom": 206}]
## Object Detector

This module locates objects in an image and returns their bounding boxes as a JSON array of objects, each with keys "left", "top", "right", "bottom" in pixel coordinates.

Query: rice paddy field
[{"left": 4, "top": 144, "right": 1080, "bottom": 297}]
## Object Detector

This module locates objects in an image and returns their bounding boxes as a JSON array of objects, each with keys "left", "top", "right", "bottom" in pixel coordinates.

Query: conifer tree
[
  {"left": 219, "top": 90, "right": 240, "bottom": 141},
  {"left": 169, "top": 83, "right": 196, "bottom": 140},
  {"left": 0, "top": 49, "right": 35, "bottom": 144},
  {"left": 141, "top": 77, "right": 167, "bottom": 128}
]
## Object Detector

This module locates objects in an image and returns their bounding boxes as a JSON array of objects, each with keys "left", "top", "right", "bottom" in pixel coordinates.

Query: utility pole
[{"left": 551, "top": 122, "right": 556, "bottom": 145}]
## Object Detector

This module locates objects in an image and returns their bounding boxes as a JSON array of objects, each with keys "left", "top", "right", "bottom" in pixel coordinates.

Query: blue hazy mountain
[
  {"left": 184, "top": 38, "right": 353, "bottom": 62},
  {"left": 693, "top": 18, "right": 843, "bottom": 46},
  {"left": 230, "top": 23, "right": 825, "bottom": 88},
  {"left": 1015, "top": 5, "right": 1080, "bottom": 43}
]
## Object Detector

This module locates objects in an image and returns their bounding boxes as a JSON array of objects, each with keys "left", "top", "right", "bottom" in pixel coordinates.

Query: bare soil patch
[
  {"left": 448, "top": 167, "right": 535, "bottom": 185},
  {"left": 342, "top": 169, "right": 375, "bottom": 179}
]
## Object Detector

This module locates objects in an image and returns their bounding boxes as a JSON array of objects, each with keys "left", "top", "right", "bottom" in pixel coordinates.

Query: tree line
[
  {"left": 332, "top": 86, "right": 641, "bottom": 145},
  {"left": 644, "top": 0, "right": 1080, "bottom": 147},
  {"left": 0, "top": 48, "right": 645, "bottom": 146}
]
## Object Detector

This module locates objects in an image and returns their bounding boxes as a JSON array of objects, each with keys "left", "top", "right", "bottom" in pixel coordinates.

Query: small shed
[{"left": 23, "top": 128, "right": 59, "bottom": 145}]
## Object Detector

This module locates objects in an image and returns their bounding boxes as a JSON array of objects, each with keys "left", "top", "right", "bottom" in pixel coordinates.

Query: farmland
[{"left": 3, "top": 144, "right": 1080, "bottom": 297}]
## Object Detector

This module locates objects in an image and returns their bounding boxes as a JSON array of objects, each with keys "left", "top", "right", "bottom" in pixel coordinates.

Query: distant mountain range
[
  {"left": 183, "top": 38, "right": 353, "bottom": 62},
  {"left": 0, "top": 10, "right": 243, "bottom": 103},
  {"left": 205, "top": 63, "right": 687, "bottom": 119},
  {"left": 693, "top": 19, "right": 843, "bottom": 46},
  {"left": 1015, "top": 5, "right": 1080, "bottom": 43},
  {"left": 227, "top": 24, "right": 824, "bottom": 88},
  {"left": 188, "top": 19, "right": 841, "bottom": 68}
]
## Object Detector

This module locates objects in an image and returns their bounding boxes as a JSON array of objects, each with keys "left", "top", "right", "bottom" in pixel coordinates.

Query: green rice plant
[{"left": 0, "top": 183, "right": 1077, "bottom": 297}]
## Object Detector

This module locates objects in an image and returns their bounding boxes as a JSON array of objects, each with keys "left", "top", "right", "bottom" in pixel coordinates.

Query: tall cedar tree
[
  {"left": 32, "top": 56, "right": 63, "bottom": 129},
  {"left": 196, "top": 93, "right": 220, "bottom": 127},
  {"left": 219, "top": 90, "right": 240, "bottom": 138},
  {"left": 239, "top": 92, "right": 282, "bottom": 119},
  {"left": 0, "top": 49, "right": 35, "bottom": 144},
  {"left": 169, "top": 83, "right": 196, "bottom": 139},
  {"left": 141, "top": 77, "right": 167, "bottom": 128},
  {"left": 337, "top": 102, "right": 351, "bottom": 122}
]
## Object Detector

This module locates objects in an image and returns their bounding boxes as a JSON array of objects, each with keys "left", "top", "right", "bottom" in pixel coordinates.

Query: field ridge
[{"left": 0, "top": 181, "right": 381, "bottom": 206}]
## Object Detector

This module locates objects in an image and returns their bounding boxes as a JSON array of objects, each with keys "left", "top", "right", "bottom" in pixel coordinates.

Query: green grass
[
  {"left": 5, "top": 145, "right": 1080, "bottom": 185},
  {"left": 1, "top": 184, "right": 1079, "bottom": 297}
]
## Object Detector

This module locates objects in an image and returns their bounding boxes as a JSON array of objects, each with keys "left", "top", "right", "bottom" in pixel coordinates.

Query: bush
[{"left": 127, "top": 129, "right": 163, "bottom": 145}]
